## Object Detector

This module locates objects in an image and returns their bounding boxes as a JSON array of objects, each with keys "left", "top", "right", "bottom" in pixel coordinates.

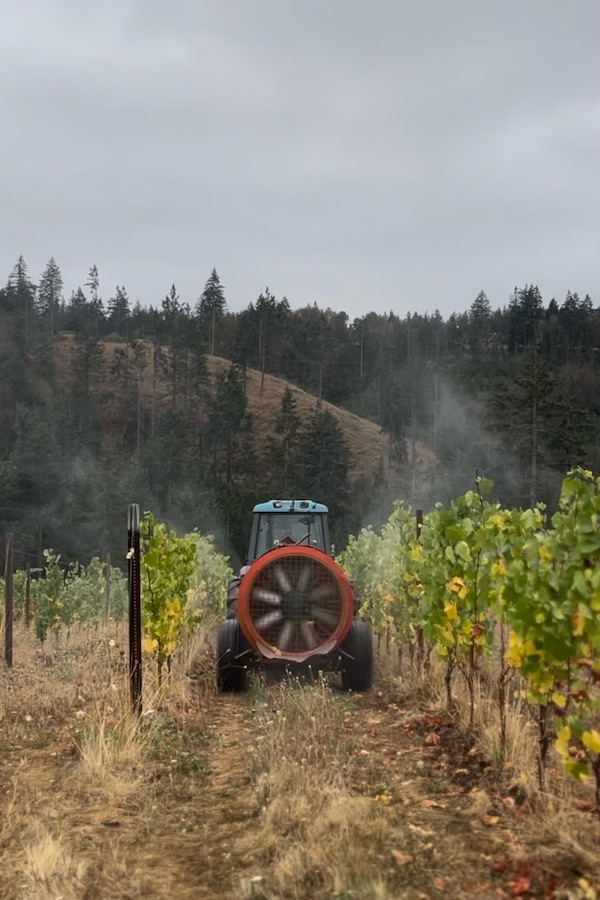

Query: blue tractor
[{"left": 216, "top": 500, "right": 373, "bottom": 692}]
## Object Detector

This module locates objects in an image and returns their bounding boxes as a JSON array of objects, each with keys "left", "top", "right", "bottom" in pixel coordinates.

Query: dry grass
[
  {"left": 3, "top": 621, "right": 599, "bottom": 899},
  {"left": 373, "top": 635, "right": 600, "bottom": 891},
  {"left": 242, "top": 677, "right": 392, "bottom": 899},
  {"left": 0, "top": 621, "right": 214, "bottom": 900}
]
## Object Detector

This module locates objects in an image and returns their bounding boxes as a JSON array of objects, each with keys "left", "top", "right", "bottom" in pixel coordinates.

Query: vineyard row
[{"left": 338, "top": 468, "right": 600, "bottom": 800}]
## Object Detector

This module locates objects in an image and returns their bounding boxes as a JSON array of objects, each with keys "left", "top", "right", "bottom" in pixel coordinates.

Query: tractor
[{"left": 216, "top": 500, "right": 373, "bottom": 692}]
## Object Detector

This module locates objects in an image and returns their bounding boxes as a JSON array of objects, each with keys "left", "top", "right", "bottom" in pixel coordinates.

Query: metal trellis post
[
  {"left": 4, "top": 533, "right": 14, "bottom": 667},
  {"left": 127, "top": 505, "right": 142, "bottom": 715}
]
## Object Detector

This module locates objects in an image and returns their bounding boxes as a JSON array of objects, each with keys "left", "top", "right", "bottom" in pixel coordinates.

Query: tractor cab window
[{"left": 254, "top": 513, "right": 326, "bottom": 558}]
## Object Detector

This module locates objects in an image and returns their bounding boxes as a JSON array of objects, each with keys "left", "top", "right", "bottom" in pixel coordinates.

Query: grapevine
[
  {"left": 341, "top": 468, "right": 600, "bottom": 803},
  {"left": 139, "top": 512, "right": 232, "bottom": 681}
]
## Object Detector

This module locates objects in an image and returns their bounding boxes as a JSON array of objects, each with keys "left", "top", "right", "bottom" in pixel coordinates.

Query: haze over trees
[{"left": 1, "top": 256, "right": 599, "bottom": 567}]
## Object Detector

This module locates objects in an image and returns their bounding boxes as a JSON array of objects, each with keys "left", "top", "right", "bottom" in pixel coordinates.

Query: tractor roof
[{"left": 252, "top": 500, "right": 329, "bottom": 514}]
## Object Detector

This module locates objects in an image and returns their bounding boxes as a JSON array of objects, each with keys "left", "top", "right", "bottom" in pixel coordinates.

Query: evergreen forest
[{"left": 1, "top": 256, "right": 598, "bottom": 568}]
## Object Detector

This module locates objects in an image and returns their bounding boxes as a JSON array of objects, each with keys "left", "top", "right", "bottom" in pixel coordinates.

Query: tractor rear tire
[
  {"left": 216, "top": 620, "right": 247, "bottom": 692},
  {"left": 226, "top": 576, "right": 241, "bottom": 620},
  {"left": 341, "top": 619, "right": 373, "bottom": 692}
]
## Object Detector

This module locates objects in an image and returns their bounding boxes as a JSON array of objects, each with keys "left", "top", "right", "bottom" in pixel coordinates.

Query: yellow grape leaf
[
  {"left": 447, "top": 576, "right": 464, "bottom": 593},
  {"left": 572, "top": 611, "right": 585, "bottom": 637},
  {"left": 490, "top": 560, "right": 506, "bottom": 578},
  {"left": 142, "top": 636, "right": 158, "bottom": 653},
  {"left": 582, "top": 730, "right": 600, "bottom": 754},
  {"left": 505, "top": 631, "right": 524, "bottom": 667},
  {"left": 555, "top": 725, "right": 571, "bottom": 758},
  {"left": 551, "top": 692, "right": 567, "bottom": 709},
  {"left": 444, "top": 602, "right": 459, "bottom": 622}
]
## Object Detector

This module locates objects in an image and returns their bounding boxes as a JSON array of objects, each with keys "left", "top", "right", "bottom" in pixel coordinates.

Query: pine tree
[
  {"left": 207, "top": 364, "right": 253, "bottom": 485},
  {"left": 492, "top": 350, "right": 554, "bottom": 505},
  {"left": 86, "top": 265, "right": 100, "bottom": 302},
  {"left": 107, "top": 286, "right": 130, "bottom": 336},
  {"left": 508, "top": 284, "right": 543, "bottom": 350},
  {"left": 85, "top": 265, "right": 104, "bottom": 333},
  {"left": 206, "top": 364, "right": 255, "bottom": 550},
  {"left": 161, "top": 284, "right": 186, "bottom": 402},
  {"left": 266, "top": 386, "right": 301, "bottom": 495},
  {"left": 196, "top": 268, "right": 226, "bottom": 355},
  {"left": 468, "top": 290, "right": 492, "bottom": 349},
  {"left": 297, "top": 408, "right": 351, "bottom": 530},
  {"left": 7, "top": 256, "right": 36, "bottom": 348},
  {"left": 36, "top": 258, "right": 63, "bottom": 335}
]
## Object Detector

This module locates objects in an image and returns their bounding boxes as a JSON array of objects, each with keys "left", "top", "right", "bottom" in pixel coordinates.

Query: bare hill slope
[
  {"left": 50, "top": 334, "right": 434, "bottom": 487},
  {"left": 207, "top": 355, "right": 388, "bottom": 482}
]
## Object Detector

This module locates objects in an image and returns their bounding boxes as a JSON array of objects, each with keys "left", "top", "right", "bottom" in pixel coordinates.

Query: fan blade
[
  {"left": 278, "top": 619, "right": 294, "bottom": 649},
  {"left": 300, "top": 620, "right": 318, "bottom": 649},
  {"left": 255, "top": 610, "right": 283, "bottom": 630},
  {"left": 252, "top": 588, "right": 282, "bottom": 606},
  {"left": 273, "top": 565, "right": 292, "bottom": 593},
  {"left": 311, "top": 607, "right": 339, "bottom": 628},
  {"left": 296, "top": 564, "right": 313, "bottom": 593},
  {"left": 308, "top": 583, "right": 336, "bottom": 603}
]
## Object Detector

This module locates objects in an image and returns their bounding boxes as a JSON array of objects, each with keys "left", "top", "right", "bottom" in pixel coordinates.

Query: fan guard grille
[{"left": 237, "top": 547, "right": 353, "bottom": 659}]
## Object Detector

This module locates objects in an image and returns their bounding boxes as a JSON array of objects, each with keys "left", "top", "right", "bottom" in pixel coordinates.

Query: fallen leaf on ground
[
  {"left": 408, "top": 823, "right": 435, "bottom": 837},
  {"left": 575, "top": 799, "right": 595, "bottom": 812},
  {"left": 507, "top": 875, "right": 531, "bottom": 896},
  {"left": 419, "top": 799, "right": 447, "bottom": 809},
  {"left": 391, "top": 850, "right": 411, "bottom": 867},
  {"left": 424, "top": 732, "right": 440, "bottom": 746},
  {"left": 481, "top": 815, "right": 500, "bottom": 826}
]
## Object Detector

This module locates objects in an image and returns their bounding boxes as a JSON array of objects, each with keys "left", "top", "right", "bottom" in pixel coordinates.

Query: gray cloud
[{"left": 1, "top": 0, "right": 598, "bottom": 317}]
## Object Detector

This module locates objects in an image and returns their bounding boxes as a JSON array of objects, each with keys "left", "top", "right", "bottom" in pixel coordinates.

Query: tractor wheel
[
  {"left": 341, "top": 619, "right": 373, "bottom": 692},
  {"left": 226, "top": 576, "right": 241, "bottom": 620},
  {"left": 216, "top": 620, "right": 247, "bottom": 692}
]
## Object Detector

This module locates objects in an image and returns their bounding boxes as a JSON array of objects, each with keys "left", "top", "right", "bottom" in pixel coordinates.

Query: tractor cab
[{"left": 246, "top": 500, "right": 330, "bottom": 565}]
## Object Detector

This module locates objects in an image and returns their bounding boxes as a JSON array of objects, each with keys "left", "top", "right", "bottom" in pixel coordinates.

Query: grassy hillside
[
  {"left": 51, "top": 334, "right": 434, "bottom": 487},
  {"left": 207, "top": 354, "right": 388, "bottom": 483}
]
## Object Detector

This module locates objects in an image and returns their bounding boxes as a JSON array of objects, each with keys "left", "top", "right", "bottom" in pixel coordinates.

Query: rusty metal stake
[
  {"left": 4, "top": 533, "right": 14, "bottom": 667},
  {"left": 416, "top": 508, "right": 423, "bottom": 542},
  {"left": 25, "top": 562, "right": 31, "bottom": 628},
  {"left": 127, "top": 505, "right": 142, "bottom": 715},
  {"left": 104, "top": 553, "right": 111, "bottom": 623},
  {"left": 415, "top": 511, "right": 424, "bottom": 669}
]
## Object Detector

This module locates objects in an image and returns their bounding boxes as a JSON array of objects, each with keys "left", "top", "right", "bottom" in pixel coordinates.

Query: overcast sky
[{"left": 1, "top": 0, "right": 598, "bottom": 319}]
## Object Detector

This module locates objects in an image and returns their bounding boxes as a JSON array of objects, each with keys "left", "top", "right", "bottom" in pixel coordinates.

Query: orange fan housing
[{"left": 236, "top": 545, "right": 354, "bottom": 663}]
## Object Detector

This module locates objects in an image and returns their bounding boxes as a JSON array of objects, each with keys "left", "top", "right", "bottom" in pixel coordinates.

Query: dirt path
[
  {"left": 127, "top": 687, "right": 578, "bottom": 899},
  {"left": 127, "top": 697, "right": 262, "bottom": 899}
]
